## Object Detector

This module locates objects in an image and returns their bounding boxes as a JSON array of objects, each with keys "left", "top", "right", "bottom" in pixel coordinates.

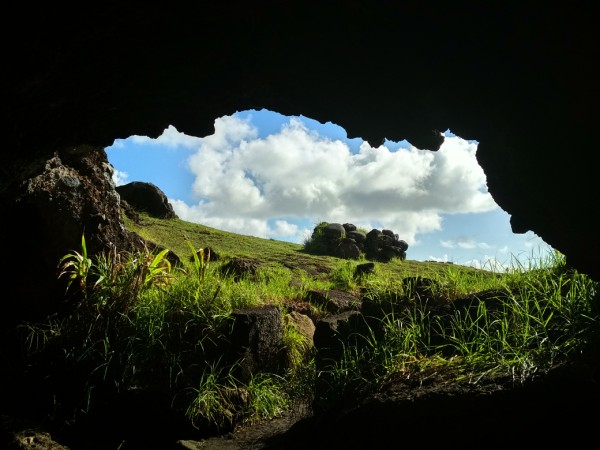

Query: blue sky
[{"left": 106, "top": 109, "right": 553, "bottom": 271}]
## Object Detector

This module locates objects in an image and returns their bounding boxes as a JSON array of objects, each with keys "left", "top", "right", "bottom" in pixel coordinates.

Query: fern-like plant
[{"left": 57, "top": 233, "right": 93, "bottom": 296}]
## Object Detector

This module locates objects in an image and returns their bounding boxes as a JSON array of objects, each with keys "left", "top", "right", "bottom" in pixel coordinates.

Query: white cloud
[
  {"left": 466, "top": 255, "right": 511, "bottom": 273},
  {"left": 112, "top": 168, "right": 129, "bottom": 186},
  {"left": 424, "top": 253, "right": 508, "bottom": 273},
  {"left": 426, "top": 253, "right": 509, "bottom": 273},
  {"left": 171, "top": 198, "right": 270, "bottom": 237},
  {"left": 174, "top": 114, "right": 499, "bottom": 245},
  {"left": 424, "top": 136, "right": 497, "bottom": 213},
  {"left": 171, "top": 199, "right": 308, "bottom": 242},
  {"left": 440, "top": 237, "right": 492, "bottom": 250},
  {"left": 427, "top": 254, "right": 450, "bottom": 263},
  {"left": 523, "top": 231, "right": 547, "bottom": 248},
  {"left": 440, "top": 239, "right": 457, "bottom": 249},
  {"left": 273, "top": 220, "right": 298, "bottom": 237},
  {"left": 130, "top": 125, "right": 202, "bottom": 149}
]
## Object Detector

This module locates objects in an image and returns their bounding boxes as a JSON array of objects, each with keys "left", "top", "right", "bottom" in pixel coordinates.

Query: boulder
[
  {"left": 307, "top": 222, "right": 408, "bottom": 261},
  {"left": 228, "top": 305, "right": 286, "bottom": 382},
  {"left": 323, "top": 223, "right": 346, "bottom": 239},
  {"left": 305, "top": 289, "right": 362, "bottom": 314},
  {"left": 336, "top": 237, "right": 361, "bottom": 260},
  {"left": 116, "top": 181, "right": 178, "bottom": 219},
  {"left": 4, "top": 146, "right": 142, "bottom": 325}
]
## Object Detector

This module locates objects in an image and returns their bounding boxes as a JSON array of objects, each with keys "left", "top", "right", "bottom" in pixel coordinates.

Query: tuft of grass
[
  {"left": 315, "top": 249, "right": 598, "bottom": 405},
  {"left": 183, "top": 361, "right": 238, "bottom": 431},
  {"left": 328, "top": 259, "right": 360, "bottom": 291},
  {"left": 282, "top": 315, "right": 315, "bottom": 372},
  {"left": 240, "top": 373, "right": 290, "bottom": 425}
]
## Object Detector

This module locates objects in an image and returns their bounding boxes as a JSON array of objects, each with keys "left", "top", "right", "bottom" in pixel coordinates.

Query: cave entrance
[{"left": 106, "top": 109, "right": 552, "bottom": 271}]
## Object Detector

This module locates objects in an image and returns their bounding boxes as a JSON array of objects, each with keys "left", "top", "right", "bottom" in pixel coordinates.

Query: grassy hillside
[
  {"left": 14, "top": 212, "right": 596, "bottom": 447},
  {"left": 124, "top": 213, "right": 499, "bottom": 292}
]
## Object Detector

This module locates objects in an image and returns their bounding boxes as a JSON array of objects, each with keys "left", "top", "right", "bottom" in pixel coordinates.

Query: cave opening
[{"left": 106, "top": 108, "right": 553, "bottom": 272}]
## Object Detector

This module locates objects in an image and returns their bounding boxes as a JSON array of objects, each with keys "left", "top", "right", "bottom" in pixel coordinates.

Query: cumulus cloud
[
  {"left": 130, "top": 125, "right": 202, "bottom": 149},
  {"left": 272, "top": 220, "right": 299, "bottom": 237},
  {"left": 427, "top": 254, "right": 450, "bottom": 263},
  {"left": 112, "top": 168, "right": 129, "bottom": 186},
  {"left": 172, "top": 115, "right": 499, "bottom": 243}
]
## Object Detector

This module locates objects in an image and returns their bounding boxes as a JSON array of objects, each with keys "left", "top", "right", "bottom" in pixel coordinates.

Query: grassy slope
[{"left": 124, "top": 213, "right": 495, "bottom": 288}]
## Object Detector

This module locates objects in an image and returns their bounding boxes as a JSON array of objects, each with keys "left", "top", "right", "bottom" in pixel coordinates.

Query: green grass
[
  {"left": 124, "top": 214, "right": 482, "bottom": 282},
  {"left": 22, "top": 213, "right": 600, "bottom": 436}
]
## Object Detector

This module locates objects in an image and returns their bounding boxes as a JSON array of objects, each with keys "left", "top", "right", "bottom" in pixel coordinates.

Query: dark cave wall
[
  {"left": 3, "top": 0, "right": 599, "bottom": 318},
  {"left": 2, "top": 146, "right": 142, "bottom": 325}
]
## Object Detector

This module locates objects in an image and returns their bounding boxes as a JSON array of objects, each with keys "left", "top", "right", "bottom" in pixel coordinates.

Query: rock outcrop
[
  {"left": 116, "top": 181, "right": 178, "bottom": 220},
  {"left": 3, "top": 146, "right": 143, "bottom": 326},
  {"left": 306, "top": 222, "right": 409, "bottom": 261}
]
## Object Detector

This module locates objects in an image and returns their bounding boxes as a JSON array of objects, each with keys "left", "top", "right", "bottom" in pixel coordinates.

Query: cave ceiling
[{"left": 5, "top": 2, "right": 599, "bottom": 281}]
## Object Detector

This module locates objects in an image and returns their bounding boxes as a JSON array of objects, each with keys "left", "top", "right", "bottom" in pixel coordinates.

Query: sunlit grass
[
  {"left": 21, "top": 214, "right": 599, "bottom": 434},
  {"left": 316, "top": 248, "right": 598, "bottom": 407}
]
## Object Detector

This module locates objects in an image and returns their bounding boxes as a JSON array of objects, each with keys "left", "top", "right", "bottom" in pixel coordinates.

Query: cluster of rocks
[{"left": 307, "top": 222, "right": 409, "bottom": 262}]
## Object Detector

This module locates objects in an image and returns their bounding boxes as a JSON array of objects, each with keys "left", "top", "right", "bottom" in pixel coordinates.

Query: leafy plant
[
  {"left": 186, "top": 240, "right": 211, "bottom": 284},
  {"left": 140, "top": 245, "right": 173, "bottom": 290},
  {"left": 57, "top": 233, "right": 93, "bottom": 296}
]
